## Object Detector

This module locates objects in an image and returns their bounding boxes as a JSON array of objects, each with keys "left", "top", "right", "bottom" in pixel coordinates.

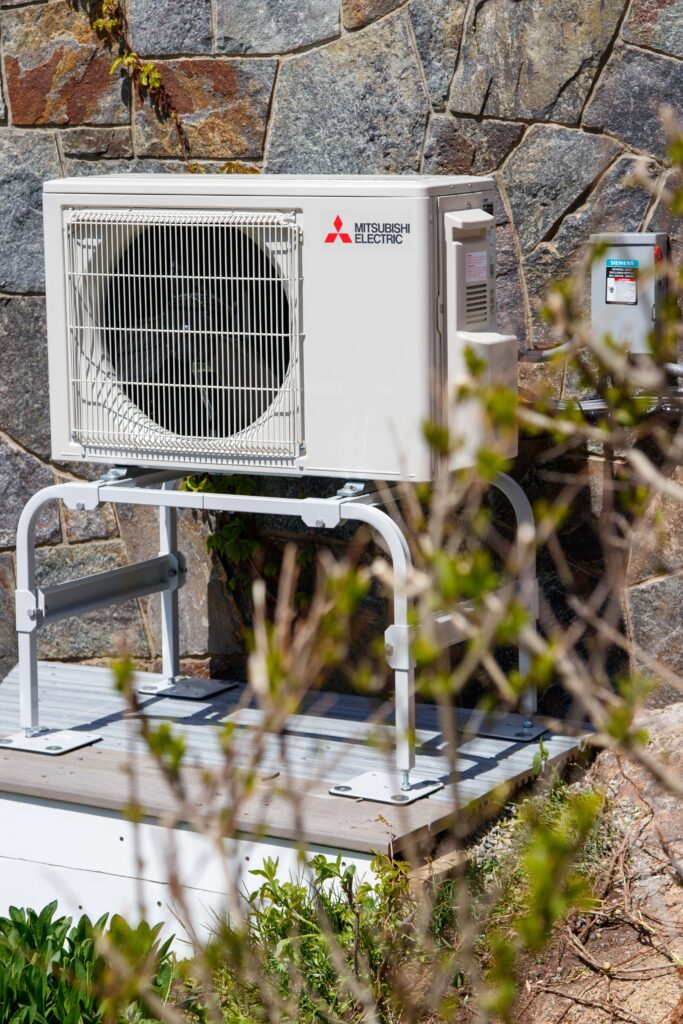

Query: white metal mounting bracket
[
  {"left": 384, "top": 624, "right": 414, "bottom": 671},
  {"left": 8, "top": 471, "right": 540, "bottom": 804},
  {"left": 330, "top": 770, "right": 444, "bottom": 805},
  {"left": 15, "top": 590, "right": 42, "bottom": 633},
  {"left": 135, "top": 676, "right": 237, "bottom": 700},
  {"left": 0, "top": 728, "right": 102, "bottom": 756},
  {"left": 300, "top": 499, "right": 342, "bottom": 529}
]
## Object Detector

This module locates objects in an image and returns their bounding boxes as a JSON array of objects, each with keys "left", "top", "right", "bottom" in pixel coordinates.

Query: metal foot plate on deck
[
  {"left": 330, "top": 771, "right": 444, "bottom": 805},
  {"left": 461, "top": 714, "right": 546, "bottom": 743},
  {"left": 0, "top": 729, "right": 102, "bottom": 755},
  {"left": 135, "top": 675, "right": 238, "bottom": 700}
]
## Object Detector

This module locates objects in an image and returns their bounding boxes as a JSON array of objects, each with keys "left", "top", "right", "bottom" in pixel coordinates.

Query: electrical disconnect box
[{"left": 591, "top": 232, "right": 669, "bottom": 354}]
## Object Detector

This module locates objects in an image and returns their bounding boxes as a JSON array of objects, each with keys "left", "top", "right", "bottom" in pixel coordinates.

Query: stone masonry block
[
  {"left": 628, "top": 572, "right": 683, "bottom": 678},
  {"left": 266, "top": 13, "right": 428, "bottom": 174},
  {"left": 0, "top": 131, "right": 61, "bottom": 292},
  {"left": 0, "top": 555, "right": 17, "bottom": 682},
  {"left": 117, "top": 505, "right": 244, "bottom": 659},
  {"left": 3, "top": 1, "right": 128, "bottom": 126},
  {"left": 134, "top": 59, "right": 276, "bottom": 159},
  {"left": 35, "top": 541, "right": 150, "bottom": 661},
  {"left": 450, "top": 0, "right": 623, "bottom": 123},
  {"left": 583, "top": 45, "right": 683, "bottom": 159},
  {"left": 129, "top": 0, "right": 212, "bottom": 55},
  {"left": 423, "top": 116, "right": 524, "bottom": 175},
  {"left": 0, "top": 438, "right": 59, "bottom": 550},
  {"left": 624, "top": 0, "right": 683, "bottom": 60},
  {"left": 341, "top": 0, "right": 402, "bottom": 30},
  {"left": 0, "top": 296, "right": 50, "bottom": 459},
  {"left": 216, "top": 0, "right": 339, "bottom": 54},
  {"left": 502, "top": 126, "right": 620, "bottom": 255},
  {"left": 410, "top": 0, "right": 466, "bottom": 111},
  {"left": 60, "top": 127, "right": 133, "bottom": 159}
]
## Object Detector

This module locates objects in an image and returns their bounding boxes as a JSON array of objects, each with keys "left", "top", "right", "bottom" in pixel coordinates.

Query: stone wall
[{"left": 0, "top": 0, "right": 681, "bottom": 685}]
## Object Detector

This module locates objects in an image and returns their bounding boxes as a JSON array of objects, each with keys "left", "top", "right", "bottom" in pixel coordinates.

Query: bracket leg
[
  {"left": 2, "top": 482, "right": 103, "bottom": 755},
  {"left": 519, "top": 649, "right": 537, "bottom": 728},
  {"left": 492, "top": 473, "right": 539, "bottom": 734},
  {"left": 18, "top": 631, "right": 39, "bottom": 735},
  {"left": 160, "top": 499, "right": 180, "bottom": 683},
  {"left": 328, "top": 502, "right": 443, "bottom": 804},
  {"left": 135, "top": 494, "right": 237, "bottom": 701}
]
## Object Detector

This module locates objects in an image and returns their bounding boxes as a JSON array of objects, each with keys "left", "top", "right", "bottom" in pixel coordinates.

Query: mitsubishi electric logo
[
  {"left": 324, "top": 214, "right": 412, "bottom": 246},
  {"left": 325, "top": 215, "right": 352, "bottom": 244}
]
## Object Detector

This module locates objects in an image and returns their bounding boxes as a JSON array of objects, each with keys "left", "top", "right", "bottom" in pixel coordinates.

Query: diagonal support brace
[{"left": 16, "top": 554, "right": 185, "bottom": 634}]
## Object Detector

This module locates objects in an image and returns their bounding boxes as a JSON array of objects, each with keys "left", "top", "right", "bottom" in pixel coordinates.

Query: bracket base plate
[
  {"left": 330, "top": 770, "right": 444, "bottom": 805},
  {"left": 463, "top": 714, "right": 546, "bottom": 743},
  {"left": 0, "top": 729, "right": 102, "bottom": 755},
  {"left": 135, "top": 675, "right": 238, "bottom": 700}
]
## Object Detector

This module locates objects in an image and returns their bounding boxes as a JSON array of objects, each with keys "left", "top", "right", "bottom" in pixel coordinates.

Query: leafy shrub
[
  {"left": 204, "top": 853, "right": 427, "bottom": 1024},
  {"left": 0, "top": 902, "right": 174, "bottom": 1023}
]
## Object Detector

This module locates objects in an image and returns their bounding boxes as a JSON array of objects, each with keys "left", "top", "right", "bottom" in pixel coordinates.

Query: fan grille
[{"left": 64, "top": 209, "right": 302, "bottom": 459}]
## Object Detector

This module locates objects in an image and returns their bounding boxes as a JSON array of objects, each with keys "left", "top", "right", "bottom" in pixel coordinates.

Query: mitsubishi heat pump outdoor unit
[{"left": 43, "top": 175, "right": 518, "bottom": 482}]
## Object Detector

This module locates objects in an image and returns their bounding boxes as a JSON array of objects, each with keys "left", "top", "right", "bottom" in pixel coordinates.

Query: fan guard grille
[{"left": 64, "top": 209, "right": 302, "bottom": 459}]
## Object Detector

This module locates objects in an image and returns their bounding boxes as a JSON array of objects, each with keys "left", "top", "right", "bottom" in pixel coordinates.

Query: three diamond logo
[{"left": 324, "top": 215, "right": 352, "bottom": 244}]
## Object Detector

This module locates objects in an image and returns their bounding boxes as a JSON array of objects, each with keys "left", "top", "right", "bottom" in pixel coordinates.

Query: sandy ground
[{"left": 514, "top": 703, "right": 683, "bottom": 1024}]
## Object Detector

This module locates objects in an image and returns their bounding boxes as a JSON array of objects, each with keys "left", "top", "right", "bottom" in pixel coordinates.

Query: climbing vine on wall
[
  {"left": 83, "top": 0, "right": 190, "bottom": 161},
  {"left": 83, "top": 0, "right": 260, "bottom": 174}
]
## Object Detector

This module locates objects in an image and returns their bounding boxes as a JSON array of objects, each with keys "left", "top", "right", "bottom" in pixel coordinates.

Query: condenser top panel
[{"left": 44, "top": 174, "right": 493, "bottom": 199}]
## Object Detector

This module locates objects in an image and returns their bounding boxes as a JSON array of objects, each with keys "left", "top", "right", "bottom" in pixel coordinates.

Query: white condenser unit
[{"left": 43, "top": 175, "right": 518, "bottom": 482}]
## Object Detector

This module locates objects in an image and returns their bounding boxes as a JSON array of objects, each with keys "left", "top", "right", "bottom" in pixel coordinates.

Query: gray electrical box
[{"left": 591, "top": 232, "right": 669, "bottom": 354}]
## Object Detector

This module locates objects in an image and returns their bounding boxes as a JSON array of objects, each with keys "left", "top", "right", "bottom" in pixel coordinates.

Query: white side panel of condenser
[
  {"left": 440, "top": 195, "right": 518, "bottom": 469},
  {"left": 44, "top": 194, "right": 73, "bottom": 467},
  {"left": 299, "top": 195, "right": 435, "bottom": 480}
]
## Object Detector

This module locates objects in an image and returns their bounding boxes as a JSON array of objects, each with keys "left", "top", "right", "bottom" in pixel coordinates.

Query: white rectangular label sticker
[
  {"left": 606, "top": 259, "right": 638, "bottom": 305},
  {"left": 466, "top": 250, "right": 487, "bottom": 285}
]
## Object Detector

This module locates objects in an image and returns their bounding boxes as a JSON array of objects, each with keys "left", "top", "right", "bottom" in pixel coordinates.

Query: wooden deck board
[{"left": 0, "top": 663, "right": 581, "bottom": 855}]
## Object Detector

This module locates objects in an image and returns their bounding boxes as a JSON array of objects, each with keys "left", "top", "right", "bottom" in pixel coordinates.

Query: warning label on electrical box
[
  {"left": 466, "top": 250, "right": 488, "bottom": 285},
  {"left": 606, "top": 258, "right": 638, "bottom": 305}
]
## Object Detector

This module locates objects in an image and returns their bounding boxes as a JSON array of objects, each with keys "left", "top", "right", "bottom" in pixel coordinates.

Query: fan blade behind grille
[{"left": 102, "top": 222, "right": 291, "bottom": 440}]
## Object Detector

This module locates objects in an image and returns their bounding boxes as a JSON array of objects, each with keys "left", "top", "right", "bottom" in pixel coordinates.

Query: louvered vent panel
[
  {"left": 64, "top": 209, "right": 302, "bottom": 459},
  {"left": 465, "top": 282, "right": 488, "bottom": 326}
]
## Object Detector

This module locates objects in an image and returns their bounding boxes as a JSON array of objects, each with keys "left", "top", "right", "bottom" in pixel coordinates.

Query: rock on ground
[{"left": 513, "top": 703, "right": 683, "bottom": 1022}]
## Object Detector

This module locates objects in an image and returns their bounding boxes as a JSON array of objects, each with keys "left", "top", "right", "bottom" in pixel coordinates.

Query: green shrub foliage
[{"left": 0, "top": 902, "right": 173, "bottom": 1023}]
